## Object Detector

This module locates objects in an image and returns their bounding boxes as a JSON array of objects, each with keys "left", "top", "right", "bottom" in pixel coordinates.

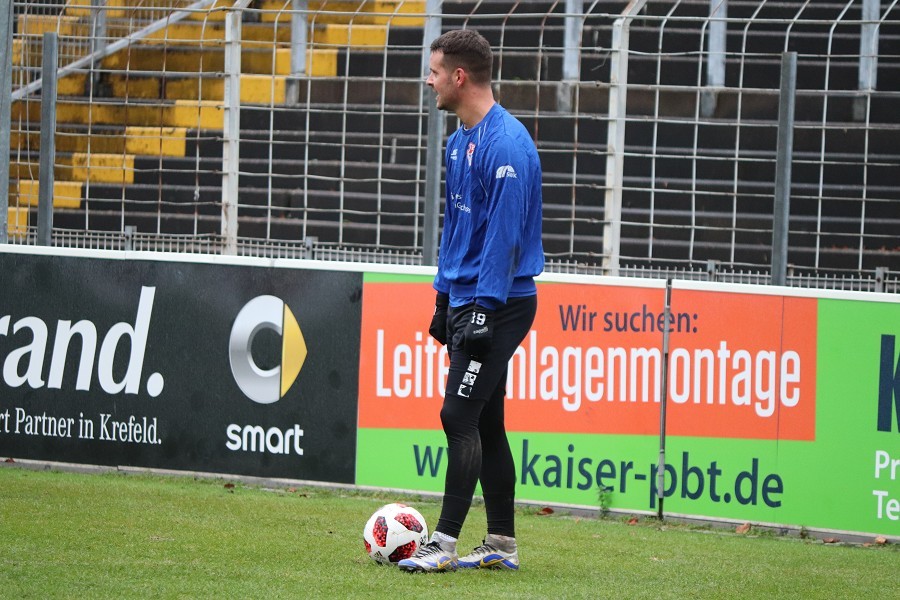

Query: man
[{"left": 398, "top": 29, "right": 544, "bottom": 573}]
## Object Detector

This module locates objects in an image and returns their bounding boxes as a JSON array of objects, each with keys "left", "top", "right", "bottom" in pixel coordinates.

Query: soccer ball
[{"left": 363, "top": 503, "right": 428, "bottom": 565}]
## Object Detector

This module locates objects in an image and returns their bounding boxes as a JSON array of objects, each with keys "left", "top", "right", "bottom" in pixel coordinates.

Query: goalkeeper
[{"left": 398, "top": 29, "right": 544, "bottom": 573}]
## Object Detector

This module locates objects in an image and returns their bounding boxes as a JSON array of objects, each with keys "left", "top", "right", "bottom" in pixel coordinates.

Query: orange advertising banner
[
  {"left": 665, "top": 288, "right": 816, "bottom": 440},
  {"left": 359, "top": 280, "right": 816, "bottom": 440}
]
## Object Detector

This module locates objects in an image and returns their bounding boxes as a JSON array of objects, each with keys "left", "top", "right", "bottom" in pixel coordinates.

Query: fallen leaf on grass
[
  {"left": 224, "top": 483, "right": 235, "bottom": 490},
  {"left": 736, "top": 522, "right": 752, "bottom": 534},
  {"left": 874, "top": 536, "right": 888, "bottom": 546},
  {"left": 536, "top": 507, "right": 554, "bottom": 515},
  {"left": 627, "top": 517, "right": 639, "bottom": 525},
  {"left": 4, "top": 458, "right": 14, "bottom": 463},
  {"left": 823, "top": 537, "right": 839, "bottom": 544}
]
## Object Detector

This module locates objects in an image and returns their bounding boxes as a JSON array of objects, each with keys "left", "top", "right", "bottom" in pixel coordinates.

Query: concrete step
[
  {"left": 9, "top": 180, "right": 83, "bottom": 210},
  {"left": 11, "top": 153, "right": 137, "bottom": 185},
  {"left": 266, "top": 0, "right": 425, "bottom": 26},
  {"left": 100, "top": 73, "right": 291, "bottom": 105},
  {"left": 101, "top": 45, "right": 337, "bottom": 77},
  {"left": 6, "top": 207, "right": 29, "bottom": 239},
  {"left": 11, "top": 125, "right": 189, "bottom": 157},
  {"left": 12, "top": 98, "right": 223, "bottom": 130}
]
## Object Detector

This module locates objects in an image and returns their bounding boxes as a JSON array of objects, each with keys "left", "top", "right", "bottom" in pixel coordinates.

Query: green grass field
[{"left": 1, "top": 466, "right": 896, "bottom": 599}]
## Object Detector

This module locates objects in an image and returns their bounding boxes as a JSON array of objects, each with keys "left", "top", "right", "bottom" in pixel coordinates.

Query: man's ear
[{"left": 454, "top": 67, "right": 467, "bottom": 87}]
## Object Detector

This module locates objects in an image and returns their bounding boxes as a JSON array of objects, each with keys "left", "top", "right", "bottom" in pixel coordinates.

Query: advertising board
[
  {"left": 0, "top": 250, "right": 362, "bottom": 482},
  {"left": 357, "top": 273, "right": 899, "bottom": 538}
]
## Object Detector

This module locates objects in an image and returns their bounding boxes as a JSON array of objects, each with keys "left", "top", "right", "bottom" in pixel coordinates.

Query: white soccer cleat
[
  {"left": 397, "top": 541, "right": 459, "bottom": 573},
  {"left": 458, "top": 538, "right": 519, "bottom": 570}
]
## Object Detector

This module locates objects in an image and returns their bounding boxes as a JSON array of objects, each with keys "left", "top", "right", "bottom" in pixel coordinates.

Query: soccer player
[{"left": 398, "top": 29, "right": 544, "bottom": 573}]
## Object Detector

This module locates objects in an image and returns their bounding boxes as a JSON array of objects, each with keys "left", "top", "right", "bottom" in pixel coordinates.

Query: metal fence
[{"left": 2, "top": 0, "right": 898, "bottom": 291}]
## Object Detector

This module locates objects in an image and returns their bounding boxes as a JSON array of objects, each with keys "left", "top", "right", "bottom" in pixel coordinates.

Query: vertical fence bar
[
  {"left": 601, "top": 19, "right": 628, "bottom": 275},
  {"left": 558, "top": 0, "right": 582, "bottom": 113},
  {"left": 701, "top": 0, "right": 727, "bottom": 117},
  {"left": 89, "top": 0, "right": 108, "bottom": 92},
  {"left": 854, "top": 0, "right": 880, "bottom": 120},
  {"left": 422, "top": 0, "right": 443, "bottom": 266},
  {"left": 874, "top": 266, "right": 887, "bottom": 294},
  {"left": 38, "top": 32, "right": 60, "bottom": 247},
  {"left": 0, "top": 0, "right": 11, "bottom": 244},
  {"left": 222, "top": 2, "right": 247, "bottom": 255},
  {"left": 771, "top": 52, "right": 796, "bottom": 286},
  {"left": 287, "top": 0, "right": 307, "bottom": 104},
  {"left": 601, "top": 0, "right": 647, "bottom": 275},
  {"left": 601, "top": 18, "right": 626, "bottom": 275}
]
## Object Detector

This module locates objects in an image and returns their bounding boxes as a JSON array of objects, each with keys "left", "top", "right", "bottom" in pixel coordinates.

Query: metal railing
[{"left": 2, "top": 0, "right": 898, "bottom": 292}]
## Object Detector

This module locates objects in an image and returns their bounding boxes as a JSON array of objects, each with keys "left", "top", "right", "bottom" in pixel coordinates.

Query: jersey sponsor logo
[
  {"left": 451, "top": 192, "right": 470, "bottom": 213},
  {"left": 450, "top": 148, "right": 458, "bottom": 161},
  {"left": 496, "top": 165, "right": 517, "bottom": 179}
]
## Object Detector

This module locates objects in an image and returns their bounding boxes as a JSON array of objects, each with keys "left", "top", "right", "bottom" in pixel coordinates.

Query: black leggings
[{"left": 436, "top": 295, "right": 537, "bottom": 539}]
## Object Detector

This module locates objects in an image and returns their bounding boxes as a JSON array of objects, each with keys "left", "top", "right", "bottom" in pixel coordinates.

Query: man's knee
[{"left": 440, "top": 393, "right": 483, "bottom": 436}]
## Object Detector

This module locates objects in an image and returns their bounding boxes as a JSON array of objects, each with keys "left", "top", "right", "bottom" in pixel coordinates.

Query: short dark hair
[{"left": 430, "top": 29, "right": 493, "bottom": 86}]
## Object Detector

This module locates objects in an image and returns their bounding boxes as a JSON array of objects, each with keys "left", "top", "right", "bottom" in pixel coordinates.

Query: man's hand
[
  {"left": 428, "top": 292, "right": 450, "bottom": 345},
  {"left": 462, "top": 305, "right": 493, "bottom": 358}
]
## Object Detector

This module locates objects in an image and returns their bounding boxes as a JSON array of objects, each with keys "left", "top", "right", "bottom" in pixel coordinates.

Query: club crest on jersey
[{"left": 466, "top": 142, "right": 476, "bottom": 166}]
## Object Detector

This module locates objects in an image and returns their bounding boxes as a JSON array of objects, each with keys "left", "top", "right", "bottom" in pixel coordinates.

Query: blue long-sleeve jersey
[{"left": 433, "top": 103, "right": 545, "bottom": 309}]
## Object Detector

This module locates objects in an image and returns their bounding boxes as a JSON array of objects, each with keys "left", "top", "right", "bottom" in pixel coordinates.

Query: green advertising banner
[
  {"left": 357, "top": 274, "right": 900, "bottom": 539},
  {"left": 663, "top": 295, "right": 900, "bottom": 534}
]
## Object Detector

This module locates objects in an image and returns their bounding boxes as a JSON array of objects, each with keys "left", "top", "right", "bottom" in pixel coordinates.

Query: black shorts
[{"left": 444, "top": 295, "right": 538, "bottom": 401}]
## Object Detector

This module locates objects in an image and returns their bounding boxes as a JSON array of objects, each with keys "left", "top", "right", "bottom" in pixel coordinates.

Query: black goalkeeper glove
[
  {"left": 428, "top": 292, "right": 450, "bottom": 345},
  {"left": 462, "top": 304, "right": 494, "bottom": 358}
]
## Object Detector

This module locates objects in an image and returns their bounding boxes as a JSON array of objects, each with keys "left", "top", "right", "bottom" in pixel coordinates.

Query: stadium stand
[{"left": 5, "top": 0, "right": 899, "bottom": 282}]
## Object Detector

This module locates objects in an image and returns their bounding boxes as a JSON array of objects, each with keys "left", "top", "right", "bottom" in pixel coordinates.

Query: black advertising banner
[{"left": 0, "top": 250, "right": 362, "bottom": 483}]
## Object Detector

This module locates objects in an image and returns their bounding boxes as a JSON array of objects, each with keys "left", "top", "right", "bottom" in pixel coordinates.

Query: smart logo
[{"left": 228, "top": 295, "right": 307, "bottom": 404}]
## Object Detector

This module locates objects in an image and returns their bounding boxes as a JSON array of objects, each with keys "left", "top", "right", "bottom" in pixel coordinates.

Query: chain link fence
[{"left": 2, "top": 0, "right": 898, "bottom": 291}]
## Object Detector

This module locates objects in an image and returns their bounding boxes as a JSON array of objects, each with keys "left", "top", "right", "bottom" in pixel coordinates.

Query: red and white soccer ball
[{"left": 363, "top": 503, "right": 429, "bottom": 565}]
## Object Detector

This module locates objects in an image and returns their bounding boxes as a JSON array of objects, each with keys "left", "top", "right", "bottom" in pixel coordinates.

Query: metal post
[
  {"left": 705, "top": 259, "right": 720, "bottom": 281},
  {"left": 89, "top": 0, "right": 109, "bottom": 93},
  {"left": 854, "top": 0, "right": 880, "bottom": 121},
  {"left": 874, "top": 266, "right": 887, "bottom": 294},
  {"left": 601, "top": 17, "right": 630, "bottom": 275},
  {"left": 656, "top": 278, "right": 673, "bottom": 520},
  {"left": 601, "top": 1, "right": 648, "bottom": 275},
  {"left": 124, "top": 224, "right": 136, "bottom": 251},
  {"left": 558, "top": 0, "right": 582, "bottom": 113},
  {"left": 38, "top": 33, "right": 60, "bottom": 247},
  {"left": 422, "top": 0, "right": 443, "bottom": 266},
  {"left": 287, "top": 0, "right": 307, "bottom": 104},
  {"left": 0, "top": 0, "right": 12, "bottom": 244},
  {"left": 701, "top": 0, "right": 727, "bottom": 117},
  {"left": 771, "top": 52, "right": 796, "bottom": 286},
  {"left": 222, "top": 2, "right": 249, "bottom": 255}
]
